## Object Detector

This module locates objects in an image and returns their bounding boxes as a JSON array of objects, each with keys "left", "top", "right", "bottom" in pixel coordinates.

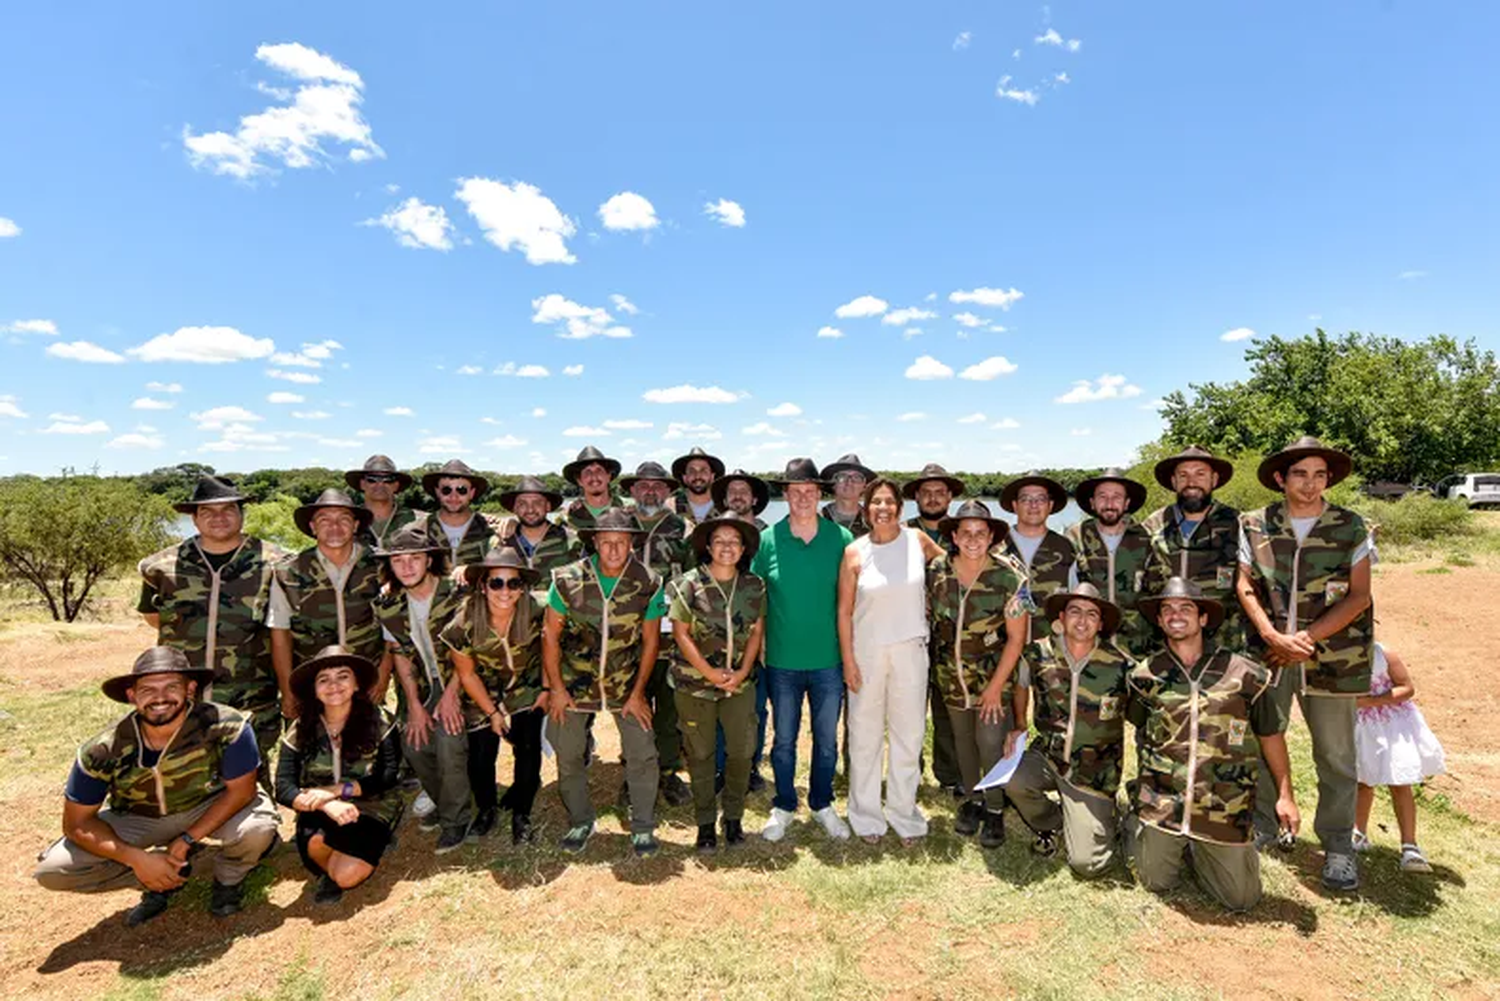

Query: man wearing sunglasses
[
  {"left": 999, "top": 473, "right": 1078, "bottom": 644},
  {"left": 419, "top": 459, "right": 506, "bottom": 566},
  {"left": 819, "top": 453, "right": 874, "bottom": 538},
  {"left": 346, "top": 455, "right": 418, "bottom": 548}
]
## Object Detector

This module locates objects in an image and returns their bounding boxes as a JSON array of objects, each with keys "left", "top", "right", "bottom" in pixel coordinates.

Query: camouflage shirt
[
  {"left": 495, "top": 518, "right": 580, "bottom": 582},
  {"left": 360, "top": 504, "right": 420, "bottom": 549},
  {"left": 1003, "top": 530, "right": 1076, "bottom": 643},
  {"left": 440, "top": 595, "right": 546, "bottom": 724},
  {"left": 630, "top": 506, "right": 692, "bottom": 582},
  {"left": 1240, "top": 501, "right": 1374, "bottom": 696},
  {"left": 1141, "top": 502, "right": 1247, "bottom": 651},
  {"left": 273, "top": 545, "right": 386, "bottom": 668},
  {"left": 821, "top": 502, "right": 871, "bottom": 538},
  {"left": 907, "top": 516, "right": 957, "bottom": 556},
  {"left": 375, "top": 577, "right": 465, "bottom": 709},
  {"left": 551, "top": 554, "right": 663, "bottom": 712},
  {"left": 279, "top": 709, "right": 404, "bottom": 827},
  {"left": 1065, "top": 518, "right": 1157, "bottom": 658},
  {"left": 1126, "top": 646, "right": 1284, "bottom": 844},
  {"left": 668, "top": 488, "right": 719, "bottom": 530},
  {"left": 561, "top": 495, "right": 621, "bottom": 533},
  {"left": 1025, "top": 636, "right": 1133, "bottom": 798},
  {"left": 76, "top": 700, "right": 250, "bottom": 818},
  {"left": 139, "top": 536, "right": 285, "bottom": 711},
  {"left": 927, "top": 553, "right": 1030, "bottom": 709},
  {"left": 418, "top": 510, "right": 507, "bottom": 566},
  {"left": 666, "top": 567, "right": 766, "bottom": 700}
]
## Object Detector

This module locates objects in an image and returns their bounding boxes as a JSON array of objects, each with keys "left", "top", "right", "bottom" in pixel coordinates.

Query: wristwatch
[
  {"left": 340, "top": 781, "right": 355, "bottom": 801},
  {"left": 178, "top": 831, "right": 197, "bottom": 849}
]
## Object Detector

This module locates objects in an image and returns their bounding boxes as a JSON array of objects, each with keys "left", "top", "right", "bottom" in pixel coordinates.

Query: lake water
[{"left": 759, "top": 497, "right": 1084, "bottom": 529}]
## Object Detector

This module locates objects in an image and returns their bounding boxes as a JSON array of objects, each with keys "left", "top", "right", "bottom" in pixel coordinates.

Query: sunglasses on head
[
  {"left": 486, "top": 576, "right": 527, "bottom": 592},
  {"left": 439, "top": 485, "right": 471, "bottom": 497},
  {"left": 363, "top": 474, "right": 399, "bottom": 484}
]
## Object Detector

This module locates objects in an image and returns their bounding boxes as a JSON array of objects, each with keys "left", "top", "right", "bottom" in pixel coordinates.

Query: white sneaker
[
  {"left": 412, "top": 790, "right": 436, "bottom": 818},
  {"left": 813, "top": 806, "right": 851, "bottom": 841},
  {"left": 761, "top": 807, "right": 796, "bottom": 843}
]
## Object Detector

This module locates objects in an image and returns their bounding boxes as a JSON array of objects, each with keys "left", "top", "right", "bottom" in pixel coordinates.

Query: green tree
[
  {"left": 242, "top": 494, "right": 308, "bottom": 552},
  {"left": 0, "top": 477, "right": 174, "bottom": 621}
]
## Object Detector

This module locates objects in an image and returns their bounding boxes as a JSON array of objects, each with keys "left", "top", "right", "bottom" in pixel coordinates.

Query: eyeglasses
[
  {"left": 364, "top": 474, "right": 399, "bottom": 485},
  {"left": 833, "top": 474, "right": 867, "bottom": 485},
  {"left": 486, "top": 577, "right": 527, "bottom": 592},
  {"left": 1016, "top": 495, "right": 1051, "bottom": 506},
  {"left": 439, "top": 485, "right": 471, "bottom": 497}
]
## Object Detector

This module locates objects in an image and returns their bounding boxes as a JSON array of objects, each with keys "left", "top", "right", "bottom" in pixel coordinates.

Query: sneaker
[
  {"left": 660, "top": 772, "right": 692, "bottom": 807},
  {"left": 469, "top": 807, "right": 498, "bottom": 840},
  {"left": 1031, "top": 830, "right": 1059, "bottom": 858},
  {"left": 560, "top": 821, "right": 594, "bottom": 854},
  {"left": 1352, "top": 829, "right": 1372, "bottom": 853},
  {"left": 813, "top": 806, "right": 851, "bottom": 841},
  {"left": 1399, "top": 843, "right": 1433, "bottom": 873},
  {"left": 435, "top": 826, "right": 468, "bottom": 855},
  {"left": 954, "top": 800, "right": 985, "bottom": 837},
  {"left": 761, "top": 807, "right": 796, "bottom": 843},
  {"left": 209, "top": 880, "right": 244, "bottom": 919},
  {"left": 511, "top": 813, "right": 535, "bottom": 845},
  {"left": 979, "top": 811, "right": 1006, "bottom": 850},
  {"left": 1322, "top": 851, "right": 1361, "bottom": 891},
  {"left": 632, "top": 831, "right": 661, "bottom": 857},
  {"left": 313, "top": 874, "right": 343, "bottom": 906},
  {"left": 412, "top": 790, "right": 436, "bottom": 819},
  {"left": 748, "top": 770, "right": 767, "bottom": 794},
  {"left": 695, "top": 824, "right": 718, "bottom": 854},
  {"left": 722, "top": 818, "right": 746, "bottom": 847},
  {"left": 125, "top": 890, "right": 172, "bottom": 927}
]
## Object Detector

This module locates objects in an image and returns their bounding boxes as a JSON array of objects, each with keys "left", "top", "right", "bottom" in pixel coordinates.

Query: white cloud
[
  {"left": 897, "top": 412, "right": 927, "bottom": 422},
  {"left": 949, "top": 287, "right": 1024, "bottom": 309},
  {"left": 1070, "top": 428, "right": 1093, "bottom": 437},
  {"left": 145, "top": 381, "right": 183, "bottom": 393},
  {"left": 532, "top": 407, "right": 546, "bottom": 418},
  {"left": 1055, "top": 374, "right": 1143, "bottom": 404},
  {"left": 266, "top": 369, "right": 322, "bottom": 384},
  {"left": 1140, "top": 398, "right": 1168, "bottom": 412},
  {"left": 952, "top": 312, "right": 986, "bottom": 329},
  {"left": 0, "top": 217, "right": 19, "bottom": 238},
  {"left": 418, "top": 435, "right": 462, "bottom": 454},
  {"left": 742, "top": 422, "right": 786, "bottom": 437},
  {"left": 598, "top": 192, "right": 659, "bottom": 231},
  {"left": 191, "top": 406, "right": 262, "bottom": 429},
  {"left": 128, "top": 326, "right": 274, "bottom": 364},
  {"left": 563, "top": 426, "right": 610, "bottom": 437},
  {"left": 704, "top": 199, "right": 746, "bottom": 227},
  {"left": 267, "top": 391, "right": 304, "bottom": 404},
  {"left": 183, "top": 43, "right": 382, "bottom": 179},
  {"left": 609, "top": 294, "right": 640, "bottom": 316},
  {"left": 384, "top": 406, "right": 414, "bottom": 417},
  {"left": 484, "top": 434, "right": 528, "bottom": 449},
  {"left": 46, "top": 341, "right": 126, "bottom": 364},
  {"left": 662, "top": 422, "right": 721, "bottom": 441},
  {"left": 4, "top": 318, "right": 58, "bottom": 336},
  {"left": 991, "top": 417, "right": 1021, "bottom": 430},
  {"left": 355, "top": 428, "right": 383, "bottom": 437},
  {"left": 49, "top": 413, "right": 83, "bottom": 422},
  {"left": 604, "top": 419, "right": 653, "bottom": 430},
  {"left": 883, "top": 307, "right": 937, "bottom": 327},
  {"left": 531, "top": 294, "right": 632, "bottom": 339},
  {"left": 0, "top": 396, "right": 27, "bottom": 419},
  {"left": 269, "top": 339, "right": 342, "bottom": 368},
  {"left": 42, "top": 419, "right": 110, "bottom": 435},
  {"left": 455, "top": 177, "right": 577, "bottom": 265},
  {"left": 642, "top": 384, "right": 741, "bottom": 404},
  {"left": 957, "top": 413, "right": 986, "bottom": 424},
  {"left": 1055, "top": 71, "right": 1071, "bottom": 84},
  {"left": 953, "top": 31, "right": 972, "bottom": 50},
  {"left": 563, "top": 364, "right": 585, "bottom": 377},
  {"left": 131, "top": 397, "right": 174, "bottom": 410},
  {"left": 366, "top": 197, "right": 454, "bottom": 251},
  {"left": 905, "top": 355, "right": 954, "bottom": 380},
  {"left": 107, "top": 432, "right": 163, "bottom": 450},
  {"left": 493, "top": 362, "right": 551, "bottom": 378},
  {"left": 959, "top": 356, "right": 1019, "bottom": 381},
  {"left": 456, "top": 365, "right": 484, "bottom": 376},
  {"left": 1220, "top": 327, "right": 1256, "bottom": 343},
  {"left": 1036, "top": 29, "right": 1081, "bottom": 51},
  {"left": 817, "top": 326, "right": 844, "bottom": 339},
  {"left": 997, "top": 84, "right": 1039, "bottom": 106},
  {"left": 902, "top": 327, "right": 924, "bottom": 341},
  {"left": 291, "top": 410, "right": 331, "bottom": 420},
  {"left": 767, "top": 402, "right": 802, "bottom": 417},
  {"left": 834, "top": 295, "right": 888, "bottom": 319}
]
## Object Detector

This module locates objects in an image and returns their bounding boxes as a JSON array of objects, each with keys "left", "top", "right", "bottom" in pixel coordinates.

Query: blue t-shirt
[{"left": 64, "top": 724, "right": 261, "bottom": 806}]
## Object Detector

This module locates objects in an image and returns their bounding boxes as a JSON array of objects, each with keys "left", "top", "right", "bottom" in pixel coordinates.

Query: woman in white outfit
[{"left": 837, "top": 477, "right": 945, "bottom": 844}]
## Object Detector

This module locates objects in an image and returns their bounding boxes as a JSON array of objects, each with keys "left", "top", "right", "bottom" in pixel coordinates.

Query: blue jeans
[
  {"left": 766, "top": 665, "right": 844, "bottom": 813},
  {"left": 717, "top": 668, "right": 770, "bottom": 774}
]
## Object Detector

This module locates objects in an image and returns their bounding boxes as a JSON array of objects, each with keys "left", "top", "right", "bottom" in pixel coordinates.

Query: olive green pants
[
  {"left": 1007, "top": 750, "right": 1119, "bottom": 877},
  {"left": 1253, "top": 668, "right": 1357, "bottom": 855},
  {"left": 946, "top": 705, "right": 1010, "bottom": 813},
  {"left": 552, "top": 711, "right": 658, "bottom": 834},
  {"left": 675, "top": 687, "right": 757, "bottom": 826},
  {"left": 1129, "top": 816, "right": 1262, "bottom": 912}
]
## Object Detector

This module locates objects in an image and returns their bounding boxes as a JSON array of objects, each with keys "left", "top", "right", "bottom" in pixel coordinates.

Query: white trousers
[{"left": 846, "top": 636, "right": 930, "bottom": 838}]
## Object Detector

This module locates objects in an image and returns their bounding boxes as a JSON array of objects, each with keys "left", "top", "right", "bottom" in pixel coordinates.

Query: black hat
[
  {"left": 344, "top": 454, "right": 413, "bottom": 493},
  {"left": 289, "top": 645, "right": 378, "bottom": 701},
  {"left": 374, "top": 521, "right": 446, "bottom": 558},
  {"left": 689, "top": 511, "right": 762, "bottom": 562},
  {"left": 576, "top": 506, "right": 644, "bottom": 545},
  {"left": 770, "top": 457, "right": 830, "bottom": 491},
  {"left": 710, "top": 469, "right": 771, "bottom": 515},
  {"left": 936, "top": 498, "right": 1010, "bottom": 546},
  {"left": 1154, "top": 445, "right": 1234, "bottom": 491},
  {"left": 463, "top": 546, "right": 540, "bottom": 587},
  {"left": 498, "top": 474, "right": 563, "bottom": 512},
  {"left": 101, "top": 646, "right": 215, "bottom": 703},
  {"left": 1137, "top": 577, "right": 1225, "bottom": 632},
  {"left": 173, "top": 475, "right": 248, "bottom": 515},
  {"left": 1043, "top": 582, "right": 1123, "bottom": 636},
  {"left": 999, "top": 472, "right": 1069, "bottom": 514},
  {"left": 294, "top": 488, "right": 375, "bottom": 538},
  {"left": 421, "top": 459, "right": 490, "bottom": 500},
  {"left": 902, "top": 462, "right": 966, "bottom": 499},
  {"left": 618, "top": 461, "right": 681, "bottom": 492},
  {"left": 821, "top": 453, "right": 876, "bottom": 481},
  {"left": 1074, "top": 468, "right": 1148, "bottom": 516},
  {"left": 1257, "top": 436, "right": 1353, "bottom": 492},
  {"left": 562, "top": 446, "right": 622, "bottom": 485},
  {"left": 671, "top": 447, "right": 726, "bottom": 482}
]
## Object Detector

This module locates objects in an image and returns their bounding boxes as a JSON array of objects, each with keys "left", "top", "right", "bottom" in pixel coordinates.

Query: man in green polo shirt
[{"left": 751, "top": 458, "right": 853, "bottom": 843}]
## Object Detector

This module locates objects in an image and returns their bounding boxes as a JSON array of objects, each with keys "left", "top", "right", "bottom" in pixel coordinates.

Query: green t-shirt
[
  {"left": 750, "top": 516, "right": 853, "bottom": 670},
  {"left": 547, "top": 555, "right": 666, "bottom": 619}
]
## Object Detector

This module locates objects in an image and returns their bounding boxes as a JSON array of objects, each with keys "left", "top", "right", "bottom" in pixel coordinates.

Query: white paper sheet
[{"left": 974, "top": 732, "right": 1028, "bottom": 790}]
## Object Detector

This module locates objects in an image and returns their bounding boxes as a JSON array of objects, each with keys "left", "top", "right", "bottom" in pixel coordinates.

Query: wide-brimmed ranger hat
[
  {"left": 1044, "top": 582, "right": 1123, "bottom": 636},
  {"left": 344, "top": 454, "right": 413, "bottom": 493},
  {"left": 1137, "top": 577, "right": 1225, "bottom": 632},
  {"left": 903, "top": 462, "right": 966, "bottom": 499},
  {"left": 1257, "top": 436, "right": 1353, "bottom": 492},
  {"left": 821, "top": 453, "right": 876, "bottom": 482},
  {"left": 690, "top": 511, "right": 762, "bottom": 562},
  {"left": 174, "top": 475, "right": 249, "bottom": 515},
  {"left": 936, "top": 498, "right": 1011, "bottom": 546},
  {"left": 421, "top": 459, "right": 490, "bottom": 501},
  {"left": 289, "top": 645, "right": 378, "bottom": 701},
  {"left": 999, "top": 472, "right": 1069, "bottom": 514},
  {"left": 1153, "top": 445, "right": 1234, "bottom": 491},
  {"left": 102, "top": 646, "right": 215, "bottom": 703},
  {"left": 576, "top": 506, "right": 644, "bottom": 546},
  {"left": 711, "top": 469, "right": 771, "bottom": 514},
  {"left": 619, "top": 461, "right": 681, "bottom": 492},
  {"left": 498, "top": 474, "right": 563, "bottom": 512},
  {"left": 294, "top": 488, "right": 375, "bottom": 538},
  {"left": 671, "top": 447, "right": 726, "bottom": 482},
  {"left": 770, "top": 457, "right": 831, "bottom": 492},
  {"left": 1074, "top": 467, "right": 1148, "bottom": 516},
  {"left": 374, "top": 521, "right": 446, "bottom": 558},
  {"left": 462, "top": 546, "right": 540, "bottom": 587},
  {"left": 562, "top": 446, "right": 622, "bottom": 485}
]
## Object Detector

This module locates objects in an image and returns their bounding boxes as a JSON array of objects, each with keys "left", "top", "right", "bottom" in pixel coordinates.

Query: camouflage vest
[
  {"left": 496, "top": 519, "right": 580, "bottom": 581},
  {"left": 707, "top": 505, "right": 767, "bottom": 532},
  {"left": 360, "top": 504, "right": 419, "bottom": 549},
  {"left": 375, "top": 577, "right": 465, "bottom": 709},
  {"left": 1141, "top": 502, "right": 1247, "bottom": 650},
  {"left": 420, "top": 510, "right": 504, "bottom": 566},
  {"left": 821, "top": 502, "right": 871, "bottom": 538},
  {"left": 669, "top": 488, "right": 718, "bottom": 530},
  {"left": 630, "top": 507, "right": 691, "bottom": 581},
  {"left": 280, "top": 709, "right": 403, "bottom": 827},
  {"left": 1026, "top": 636, "right": 1132, "bottom": 797},
  {"left": 552, "top": 555, "right": 662, "bottom": 712},
  {"left": 1240, "top": 501, "right": 1374, "bottom": 695},
  {"left": 440, "top": 595, "right": 545, "bottom": 723},
  {"left": 927, "top": 553, "right": 1029, "bottom": 710},
  {"left": 561, "top": 495, "right": 620, "bottom": 532},
  {"left": 1127, "top": 647, "right": 1275, "bottom": 844},
  {"left": 1065, "top": 518, "right": 1156, "bottom": 657},
  {"left": 274, "top": 546, "right": 386, "bottom": 667},
  {"left": 139, "top": 537, "right": 284, "bottom": 710},
  {"left": 906, "top": 516, "right": 957, "bottom": 556},
  {"left": 1004, "top": 530, "right": 1076, "bottom": 643},
  {"left": 665, "top": 568, "right": 766, "bottom": 700},
  {"left": 76, "top": 700, "right": 248, "bottom": 818}
]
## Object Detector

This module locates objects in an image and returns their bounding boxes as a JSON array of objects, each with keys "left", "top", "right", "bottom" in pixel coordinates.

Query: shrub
[
  {"left": 242, "top": 494, "right": 308, "bottom": 552},
  {"left": 1350, "top": 494, "right": 1474, "bottom": 546}
]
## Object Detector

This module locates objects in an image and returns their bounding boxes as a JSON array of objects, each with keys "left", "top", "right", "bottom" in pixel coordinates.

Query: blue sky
[{"left": 2, "top": 1, "right": 1497, "bottom": 478}]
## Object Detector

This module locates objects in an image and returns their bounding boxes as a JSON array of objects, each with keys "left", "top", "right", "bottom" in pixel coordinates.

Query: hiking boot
[
  {"left": 723, "top": 818, "right": 746, "bottom": 847},
  {"left": 125, "top": 890, "right": 172, "bottom": 928},
  {"left": 560, "top": 821, "right": 594, "bottom": 854},
  {"left": 761, "top": 807, "right": 795, "bottom": 843},
  {"left": 632, "top": 831, "right": 661, "bottom": 857},
  {"left": 469, "top": 807, "right": 498, "bottom": 840},
  {"left": 748, "top": 769, "right": 767, "bottom": 793},
  {"left": 511, "top": 813, "right": 535, "bottom": 845},
  {"left": 1399, "top": 843, "right": 1433, "bottom": 874},
  {"left": 435, "top": 825, "right": 468, "bottom": 855},
  {"left": 1322, "top": 851, "right": 1360, "bottom": 891},
  {"left": 209, "top": 880, "right": 245, "bottom": 919},
  {"left": 696, "top": 824, "right": 718, "bottom": 854},
  {"left": 313, "top": 874, "right": 343, "bottom": 906},
  {"left": 954, "top": 800, "right": 984, "bottom": 837},
  {"left": 1031, "top": 830, "right": 1059, "bottom": 858},
  {"left": 979, "top": 811, "right": 1006, "bottom": 849},
  {"left": 813, "top": 806, "right": 851, "bottom": 841},
  {"left": 660, "top": 772, "right": 692, "bottom": 807}
]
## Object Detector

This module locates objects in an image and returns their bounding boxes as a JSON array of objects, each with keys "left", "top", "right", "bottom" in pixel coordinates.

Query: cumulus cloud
[
  {"left": 642, "top": 384, "right": 742, "bottom": 404},
  {"left": 366, "top": 197, "right": 455, "bottom": 250},
  {"left": 270, "top": 339, "right": 342, "bottom": 368},
  {"left": 0, "top": 217, "right": 19, "bottom": 238},
  {"left": 563, "top": 364, "right": 585, "bottom": 377},
  {"left": 1055, "top": 374, "right": 1143, "bottom": 404},
  {"left": 883, "top": 307, "right": 937, "bottom": 327},
  {"left": 456, "top": 177, "right": 577, "bottom": 265},
  {"left": 598, "top": 192, "right": 659, "bottom": 231},
  {"left": 267, "top": 369, "right": 321, "bottom": 384},
  {"left": 704, "top": 199, "right": 746, "bottom": 227},
  {"left": 291, "top": 410, "right": 331, "bottom": 420},
  {"left": 997, "top": 82, "right": 1039, "bottom": 106},
  {"left": 146, "top": 382, "right": 183, "bottom": 393},
  {"left": 0, "top": 396, "right": 26, "bottom": 419},
  {"left": 563, "top": 426, "right": 610, "bottom": 437},
  {"left": 485, "top": 434, "right": 527, "bottom": 449},
  {"left": 609, "top": 294, "right": 640, "bottom": 316},
  {"left": 531, "top": 294, "right": 632, "bottom": 339},
  {"left": 959, "top": 356, "right": 1018, "bottom": 381},
  {"left": 46, "top": 341, "right": 126, "bottom": 363},
  {"left": 957, "top": 413, "right": 986, "bottom": 424},
  {"left": 191, "top": 406, "right": 263, "bottom": 429},
  {"left": 604, "top": 419, "right": 653, "bottom": 430},
  {"left": 384, "top": 406, "right": 414, "bottom": 416},
  {"left": 662, "top": 422, "right": 721, "bottom": 441},
  {"left": 128, "top": 326, "right": 274, "bottom": 364},
  {"left": 42, "top": 418, "right": 110, "bottom": 434},
  {"left": 817, "top": 326, "right": 844, "bottom": 339},
  {"left": 991, "top": 417, "right": 1021, "bottom": 430},
  {"left": 1220, "top": 327, "right": 1256, "bottom": 342},
  {"left": 107, "top": 432, "right": 163, "bottom": 449},
  {"left": 132, "top": 397, "right": 174, "bottom": 410},
  {"left": 767, "top": 402, "right": 802, "bottom": 417},
  {"left": 531, "top": 407, "right": 546, "bottom": 418},
  {"left": 4, "top": 318, "right": 58, "bottom": 336},
  {"left": 418, "top": 435, "right": 462, "bottom": 454},
  {"left": 494, "top": 362, "right": 551, "bottom": 378},
  {"left": 949, "top": 287, "right": 1024, "bottom": 309},
  {"left": 355, "top": 428, "right": 383, "bottom": 437},
  {"left": 904, "top": 355, "right": 954, "bottom": 380},
  {"left": 183, "top": 43, "right": 382, "bottom": 179},
  {"left": 456, "top": 365, "right": 484, "bottom": 376},
  {"left": 742, "top": 422, "right": 786, "bottom": 437},
  {"left": 1036, "top": 29, "right": 1081, "bottom": 51},
  {"left": 834, "top": 295, "right": 889, "bottom": 319},
  {"left": 953, "top": 31, "right": 971, "bottom": 50},
  {"left": 952, "top": 312, "right": 986, "bottom": 329}
]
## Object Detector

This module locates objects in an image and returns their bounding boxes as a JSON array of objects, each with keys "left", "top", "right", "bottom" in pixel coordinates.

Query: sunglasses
[
  {"left": 832, "top": 473, "right": 867, "bottom": 485},
  {"left": 439, "top": 485, "right": 471, "bottom": 497},
  {"left": 363, "top": 474, "right": 399, "bottom": 484},
  {"left": 486, "top": 576, "right": 527, "bottom": 592}
]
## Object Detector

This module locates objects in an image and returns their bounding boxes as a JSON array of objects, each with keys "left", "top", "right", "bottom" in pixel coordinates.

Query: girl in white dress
[{"left": 1354, "top": 642, "right": 1446, "bottom": 873}]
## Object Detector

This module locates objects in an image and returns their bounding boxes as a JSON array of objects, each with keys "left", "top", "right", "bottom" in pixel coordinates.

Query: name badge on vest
[
  {"left": 984, "top": 630, "right": 1000, "bottom": 647},
  {"left": 1098, "top": 695, "right": 1119, "bottom": 720},
  {"left": 1228, "top": 718, "right": 1249, "bottom": 747},
  {"left": 1134, "top": 570, "right": 1145, "bottom": 592},
  {"left": 1215, "top": 566, "right": 1235, "bottom": 590},
  {"left": 1324, "top": 580, "right": 1349, "bottom": 603}
]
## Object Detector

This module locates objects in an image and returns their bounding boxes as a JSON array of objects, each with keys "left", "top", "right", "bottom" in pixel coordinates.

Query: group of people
[{"left": 31, "top": 436, "right": 1447, "bottom": 927}]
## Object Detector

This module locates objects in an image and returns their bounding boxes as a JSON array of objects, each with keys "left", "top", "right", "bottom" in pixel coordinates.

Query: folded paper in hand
[{"left": 975, "top": 733, "right": 1027, "bottom": 791}]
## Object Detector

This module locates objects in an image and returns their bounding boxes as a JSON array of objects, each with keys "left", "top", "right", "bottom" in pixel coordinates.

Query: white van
[{"left": 1435, "top": 473, "right": 1500, "bottom": 508}]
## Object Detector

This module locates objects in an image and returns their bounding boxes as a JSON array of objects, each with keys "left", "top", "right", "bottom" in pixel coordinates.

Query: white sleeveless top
[{"left": 852, "top": 528, "right": 929, "bottom": 646}]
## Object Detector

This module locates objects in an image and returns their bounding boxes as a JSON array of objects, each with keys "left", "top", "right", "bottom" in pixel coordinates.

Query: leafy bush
[
  {"left": 1350, "top": 494, "right": 1474, "bottom": 546},
  {"left": 242, "top": 494, "right": 308, "bottom": 552}
]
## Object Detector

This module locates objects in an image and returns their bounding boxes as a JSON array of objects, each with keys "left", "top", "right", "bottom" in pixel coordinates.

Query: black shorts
[{"left": 295, "top": 811, "right": 393, "bottom": 871}]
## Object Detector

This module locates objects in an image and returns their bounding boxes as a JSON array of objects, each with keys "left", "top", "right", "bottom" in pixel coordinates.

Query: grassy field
[{"left": 2, "top": 552, "right": 1499, "bottom": 999}]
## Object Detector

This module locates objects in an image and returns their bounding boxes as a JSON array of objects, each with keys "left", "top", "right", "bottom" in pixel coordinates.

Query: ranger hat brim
[
  {"left": 373, "top": 521, "right": 447, "bottom": 558},
  {"left": 820, "top": 453, "right": 876, "bottom": 482},
  {"left": 462, "top": 546, "right": 540, "bottom": 586},
  {"left": 902, "top": 463, "right": 966, "bottom": 499},
  {"left": 769, "top": 457, "right": 831, "bottom": 492},
  {"left": 999, "top": 473, "right": 1069, "bottom": 514},
  {"left": 936, "top": 499, "right": 1010, "bottom": 546},
  {"left": 689, "top": 512, "right": 762, "bottom": 562},
  {"left": 173, "top": 475, "right": 249, "bottom": 514},
  {"left": 618, "top": 462, "right": 681, "bottom": 492},
  {"left": 1137, "top": 577, "right": 1225, "bottom": 632},
  {"left": 101, "top": 646, "right": 216, "bottom": 703},
  {"left": 1153, "top": 446, "right": 1234, "bottom": 491},
  {"left": 1075, "top": 468, "right": 1149, "bottom": 516},
  {"left": 420, "top": 460, "right": 490, "bottom": 501},
  {"left": 289, "top": 645, "right": 379, "bottom": 701},
  {"left": 576, "top": 506, "right": 645, "bottom": 545},
  {"left": 671, "top": 448, "right": 726, "bottom": 482},
  {"left": 294, "top": 489, "right": 375, "bottom": 538},
  {"left": 498, "top": 475, "right": 563, "bottom": 512},
  {"left": 1044, "top": 583, "right": 1123, "bottom": 636},
  {"left": 345, "top": 455, "right": 413, "bottom": 493},
  {"left": 710, "top": 469, "right": 771, "bottom": 515},
  {"left": 1256, "top": 437, "right": 1354, "bottom": 492},
  {"left": 562, "top": 447, "right": 623, "bottom": 486}
]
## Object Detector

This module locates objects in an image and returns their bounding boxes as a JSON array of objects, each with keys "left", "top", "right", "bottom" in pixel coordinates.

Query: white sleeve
[
  {"left": 265, "top": 578, "right": 292, "bottom": 630},
  {"left": 1236, "top": 525, "right": 1252, "bottom": 567},
  {"left": 1067, "top": 562, "right": 1080, "bottom": 590}
]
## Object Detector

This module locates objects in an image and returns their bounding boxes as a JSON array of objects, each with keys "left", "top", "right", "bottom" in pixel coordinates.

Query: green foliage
[
  {"left": 0, "top": 476, "right": 174, "bottom": 621},
  {"left": 132, "top": 463, "right": 217, "bottom": 505},
  {"left": 1119, "top": 445, "right": 1363, "bottom": 517},
  {"left": 241, "top": 494, "right": 309, "bottom": 551},
  {"left": 1348, "top": 494, "right": 1475, "bottom": 546}
]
